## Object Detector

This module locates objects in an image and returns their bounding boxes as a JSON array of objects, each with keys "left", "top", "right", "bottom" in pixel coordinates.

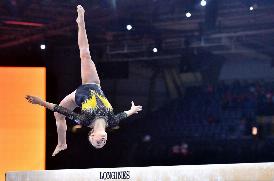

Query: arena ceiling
[{"left": 0, "top": 0, "right": 274, "bottom": 61}]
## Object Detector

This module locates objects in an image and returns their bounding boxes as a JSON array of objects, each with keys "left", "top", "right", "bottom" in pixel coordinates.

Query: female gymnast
[{"left": 26, "top": 5, "right": 142, "bottom": 156}]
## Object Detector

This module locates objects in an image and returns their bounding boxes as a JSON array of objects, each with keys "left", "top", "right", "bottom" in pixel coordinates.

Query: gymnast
[{"left": 26, "top": 5, "right": 142, "bottom": 156}]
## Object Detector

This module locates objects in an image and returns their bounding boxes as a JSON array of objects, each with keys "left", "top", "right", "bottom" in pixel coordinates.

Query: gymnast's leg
[
  {"left": 76, "top": 5, "right": 101, "bottom": 85},
  {"left": 52, "top": 91, "right": 77, "bottom": 156}
]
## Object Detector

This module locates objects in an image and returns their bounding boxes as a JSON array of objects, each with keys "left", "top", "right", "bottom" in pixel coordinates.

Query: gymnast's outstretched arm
[
  {"left": 25, "top": 95, "right": 80, "bottom": 156},
  {"left": 26, "top": 95, "right": 55, "bottom": 110},
  {"left": 110, "top": 101, "right": 142, "bottom": 127}
]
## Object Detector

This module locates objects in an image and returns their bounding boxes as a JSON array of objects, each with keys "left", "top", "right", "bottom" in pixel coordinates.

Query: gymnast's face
[{"left": 89, "top": 130, "right": 107, "bottom": 149}]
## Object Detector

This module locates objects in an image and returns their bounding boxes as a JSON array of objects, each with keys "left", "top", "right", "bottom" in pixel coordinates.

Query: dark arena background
[{"left": 2, "top": 0, "right": 274, "bottom": 180}]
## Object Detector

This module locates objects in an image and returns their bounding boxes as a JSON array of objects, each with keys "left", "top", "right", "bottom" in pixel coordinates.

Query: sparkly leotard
[{"left": 53, "top": 84, "right": 127, "bottom": 128}]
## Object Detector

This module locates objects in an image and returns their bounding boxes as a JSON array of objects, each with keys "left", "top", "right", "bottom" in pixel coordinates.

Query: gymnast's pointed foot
[
  {"left": 76, "top": 5, "right": 85, "bottom": 25},
  {"left": 52, "top": 144, "right": 67, "bottom": 156}
]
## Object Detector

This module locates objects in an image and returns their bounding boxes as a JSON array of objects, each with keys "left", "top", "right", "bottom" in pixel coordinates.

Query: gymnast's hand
[
  {"left": 129, "top": 101, "right": 142, "bottom": 115},
  {"left": 52, "top": 144, "right": 67, "bottom": 157},
  {"left": 25, "top": 95, "right": 43, "bottom": 105}
]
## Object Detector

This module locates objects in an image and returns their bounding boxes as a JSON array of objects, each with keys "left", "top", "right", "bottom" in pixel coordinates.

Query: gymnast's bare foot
[
  {"left": 52, "top": 144, "right": 67, "bottom": 156},
  {"left": 76, "top": 5, "right": 85, "bottom": 26}
]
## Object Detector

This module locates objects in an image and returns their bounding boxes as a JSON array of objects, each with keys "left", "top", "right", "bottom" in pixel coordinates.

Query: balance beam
[{"left": 6, "top": 162, "right": 274, "bottom": 181}]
